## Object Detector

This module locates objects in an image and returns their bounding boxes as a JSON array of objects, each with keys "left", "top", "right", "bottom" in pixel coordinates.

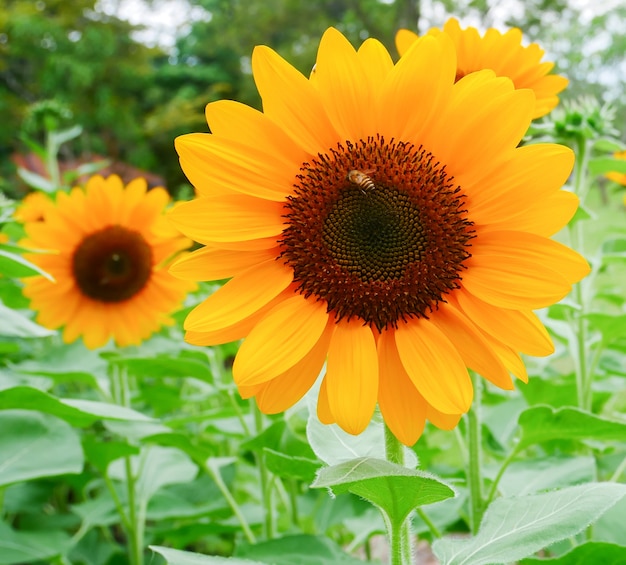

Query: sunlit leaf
[
  {"left": 432, "top": 483, "right": 626, "bottom": 565},
  {"left": 263, "top": 447, "right": 320, "bottom": 482},
  {"left": 0, "top": 248, "right": 54, "bottom": 280},
  {"left": 151, "top": 546, "right": 263, "bottom": 564},
  {"left": 517, "top": 406, "right": 626, "bottom": 450},
  {"left": 312, "top": 457, "right": 455, "bottom": 529},
  {"left": 0, "top": 410, "right": 83, "bottom": 487},
  {"left": 519, "top": 541, "right": 626, "bottom": 564},
  {"left": 235, "top": 534, "right": 367, "bottom": 564},
  {"left": 0, "top": 522, "right": 71, "bottom": 565},
  {"left": 0, "top": 303, "right": 56, "bottom": 338},
  {"left": 0, "top": 386, "right": 153, "bottom": 427}
]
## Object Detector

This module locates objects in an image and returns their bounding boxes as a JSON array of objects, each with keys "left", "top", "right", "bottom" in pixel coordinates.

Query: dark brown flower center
[
  {"left": 280, "top": 136, "right": 474, "bottom": 331},
  {"left": 72, "top": 225, "right": 153, "bottom": 302}
]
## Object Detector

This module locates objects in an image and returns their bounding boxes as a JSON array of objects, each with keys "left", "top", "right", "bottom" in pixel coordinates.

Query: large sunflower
[
  {"left": 396, "top": 18, "right": 568, "bottom": 119},
  {"left": 169, "top": 28, "right": 589, "bottom": 445},
  {"left": 22, "top": 175, "right": 194, "bottom": 349}
]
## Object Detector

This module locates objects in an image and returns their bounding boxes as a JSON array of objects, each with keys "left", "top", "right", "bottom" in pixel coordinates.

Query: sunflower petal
[{"left": 326, "top": 320, "right": 378, "bottom": 435}]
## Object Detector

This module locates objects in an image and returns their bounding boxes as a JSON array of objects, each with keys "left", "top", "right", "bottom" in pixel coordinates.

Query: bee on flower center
[{"left": 347, "top": 169, "right": 377, "bottom": 193}]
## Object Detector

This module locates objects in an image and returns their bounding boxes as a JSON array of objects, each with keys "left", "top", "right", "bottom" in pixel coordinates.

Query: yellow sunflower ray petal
[
  {"left": 454, "top": 291, "right": 554, "bottom": 356},
  {"left": 313, "top": 27, "right": 374, "bottom": 139},
  {"left": 169, "top": 246, "right": 278, "bottom": 281},
  {"left": 252, "top": 42, "right": 338, "bottom": 155},
  {"left": 233, "top": 295, "right": 330, "bottom": 387},
  {"left": 184, "top": 259, "right": 293, "bottom": 332},
  {"left": 378, "top": 330, "right": 427, "bottom": 446},
  {"left": 239, "top": 322, "right": 333, "bottom": 414},
  {"left": 394, "top": 319, "right": 472, "bottom": 414},
  {"left": 430, "top": 303, "right": 514, "bottom": 390},
  {"left": 317, "top": 376, "right": 335, "bottom": 425},
  {"left": 168, "top": 195, "right": 285, "bottom": 244},
  {"left": 326, "top": 320, "right": 378, "bottom": 435},
  {"left": 175, "top": 133, "right": 295, "bottom": 201}
]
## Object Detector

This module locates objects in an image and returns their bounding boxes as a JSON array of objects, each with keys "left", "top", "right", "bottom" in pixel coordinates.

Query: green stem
[
  {"left": 467, "top": 374, "right": 484, "bottom": 535},
  {"left": 609, "top": 455, "right": 626, "bottom": 483},
  {"left": 415, "top": 507, "right": 441, "bottom": 538},
  {"left": 484, "top": 448, "right": 520, "bottom": 509},
  {"left": 201, "top": 461, "right": 256, "bottom": 544},
  {"left": 251, "top": 401, "right": 274, "bottom": 539},
  {"left": 110, "top": 365, "right": 143, "bottom": 565},
  {"left": 384, "top": 424, "right": 412, "bottom": 565},
  {"left": 568, "top": 136, "right": 591, "bottom": 411}
]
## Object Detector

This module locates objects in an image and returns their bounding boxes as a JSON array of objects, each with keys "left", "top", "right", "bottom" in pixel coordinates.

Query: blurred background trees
[{"left": 1, "top": 0, "right": 624, "bottom": 196}]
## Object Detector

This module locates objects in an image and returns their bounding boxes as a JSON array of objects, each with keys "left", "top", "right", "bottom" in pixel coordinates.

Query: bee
[{"left": 347, "top": 169, "right": 377, "bottom": 193}]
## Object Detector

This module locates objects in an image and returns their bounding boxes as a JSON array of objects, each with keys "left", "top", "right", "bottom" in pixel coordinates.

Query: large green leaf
[
  {"left": 263, "top": 447, "right": 320, "bottom": 482},
  {"left": 0, "top": 303, "right": 56, "bottom": 338},
  {"left": 519, "top": 542, "right": 626, "bottom": 564},
  {"left": 432, "top": 483, "right": 626, "bottom": 565},
  {"left": 0, "top": 248, "right": 54, "bottom": 279},
  {"left": 312, "top": 457, "right": 455, "bottom": 528},
  {"left": 0, "top": 522, "right": 71, "bottom": 565},
  {"left": 108, "top": 445, "right": 198, "bottom": 507},
  {"left": 0, "top": 386, "right": 153, "bottom": 427},
  {"left": 517, "top": 406, "right": 626, "bottom": 450},
  {"left": 0, "top": 410, "right": 83, "bottom": 487},
  {"left": 498, "top": 456, "right": 596, "bottom": 497},
  {"left": 150, "top": 546, "right": 263, "bottom": 564},
  {"left": 235, "top": 534, "right": 367, "bottom": 564}
]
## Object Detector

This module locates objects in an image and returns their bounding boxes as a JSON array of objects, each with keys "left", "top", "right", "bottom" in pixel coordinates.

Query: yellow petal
[
  {"left": 313, "top": 27, "right": 374, "bottom": 139},
  {"left": 251, "top": 43, "right": 338, "bottom": 154},
  {"left": 184, "top": 259, "right": 293, "bottom": 332},
  {"left": 243, "top": 322, "right": 333, "bottom": 414},
  {"left": 326, "top": 320, "right": 378, "bottom": 435},
  {"left": 394, "top": 318, "right": 472, "bottom": 414},
  {"left": 233, "top": 294, "right": 330, "bottom": 386},
  {"left": 378, "top": 330, "right": 427, "bottom": 446},
  {"left": 175, "top": 133, "right": 297, "bottom": 201},
  {"left": 430, "top": 303, "right": 513, "bottom": 390},
  {"left": 454, "top": 291, "right": 554, "bottom": 356},
  {"left": 169, "top": 246, "right": 278, "bottom": 281},
  {"left": 317, "top": 375, "right": 335, "bottom": 425},
  {"left": 168, "top": 195, "right": 285, "bottom": 244},
  {"left": 379, "top": 34, "right": 455, "bottom": 142}
]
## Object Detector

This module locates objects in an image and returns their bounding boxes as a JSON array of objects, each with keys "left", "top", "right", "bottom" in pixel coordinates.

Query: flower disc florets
[{"left": 280, "top": 136, "right": 474, "bottom": 330}]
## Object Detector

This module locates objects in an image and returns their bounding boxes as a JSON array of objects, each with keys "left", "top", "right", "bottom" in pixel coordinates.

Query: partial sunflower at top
[
  {"left": 396, "top": 18, "right": 568, "bottom": 119},
  {"left": 21, "top": 175, "right": 195, "bottom": 349},
  {"left": 169, "top": 28, "right": 588, "bottom": 446}
]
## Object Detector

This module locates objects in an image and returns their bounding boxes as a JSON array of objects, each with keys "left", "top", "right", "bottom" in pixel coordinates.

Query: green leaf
[
  {"left": 306, "top": 409, "right": 416, "bottom": 467},
  {"left": 589, "top": 156, "right": 626, "bottom": 176},
  {"left": 519, "top": 541, "right": 626, "bottom": 564},
  {"left": 16, "top": 168, "right": 57, "bottom": 192},
  {"left": 498, "top": 456, "right": 596, "bottom": 497},
  {"left": 150, "top": 546, "right": 263, "bottom": 564},
  {"left": 263, "top": 447, "right": 320, "bottom": 482},
  {"left": 235, "top": 534, "right": 367, "bottom": 564},
  {"left": 82, "top": 436, "right": 140, "bottom": 473},
  {"left": 0, "top": 248, "right": 54, "bottom": 280},
  {"left": 50, "top": 124, "right": 83, "bottom": 147},
  {"left": 0, "top": 302, "right": 56, "bottom": 338},
  {"left": 0, "top": 522, "right": 71, "bottom": 564},
  {"left": 108, "top": 446, "right": 198, "bottom": 506},
  {"left": 517, "top": 406, "right": 626, "bottom": 450},
  {"left": 432, "top": 483, "right": 626, "bottom": 565},
  {"left": 113, "top": 354, "right": 214, "bottom": 382},
  {"left": 312, "top": 457, "right": 455, "bottom": 527},
  {"left": 0, "top": 386, "right": 153, "bottom": 427},
  {"left": 0, "top": 410, "right": 83, "bottom": 487}
]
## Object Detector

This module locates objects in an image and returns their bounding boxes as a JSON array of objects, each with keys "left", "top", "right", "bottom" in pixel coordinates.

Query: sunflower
[
  {"left": 169, "top": 28, "right": 589, "bottom": 445},
  {"left": 396, "top": 18, "right": 568, "bottom": 119},
  {"left": 21, "top": 175, "right": 194, "bottom": 349},
  {"left": 14, "top": 191, "right": 54, "bottom": 223}
]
